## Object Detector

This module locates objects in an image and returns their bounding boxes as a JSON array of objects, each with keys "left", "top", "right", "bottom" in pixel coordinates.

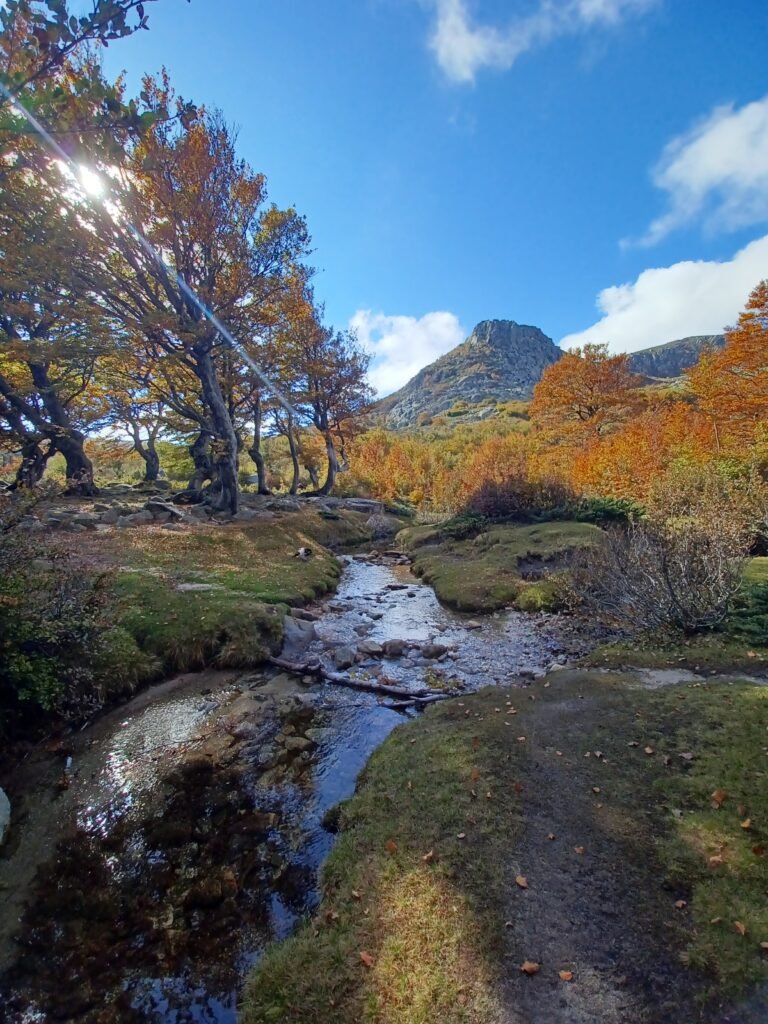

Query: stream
[{"left": 0, "top": 551, "right": 599, "bottom": 1023}]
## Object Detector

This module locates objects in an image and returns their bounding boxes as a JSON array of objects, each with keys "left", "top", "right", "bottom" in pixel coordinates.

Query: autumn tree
[
  {"left": 80, "top": 84, "right": 311, "bottom": 512},
  {"left": 287, "top": 310, "right": 372, "bottom": 494},
  {"left": 530, "top": 343, "right": 641, "bottom": 444},
  {"left": 687, "top": 281, "right": 768, "bottom": 450},
  {"left": 0, "top": 154, "right": 114, "bottom": 492}
]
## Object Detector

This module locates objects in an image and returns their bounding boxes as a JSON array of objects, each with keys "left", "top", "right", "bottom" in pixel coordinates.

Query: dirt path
[{"left": 499, "top": 676, "right": 767, "bottom": 1024}]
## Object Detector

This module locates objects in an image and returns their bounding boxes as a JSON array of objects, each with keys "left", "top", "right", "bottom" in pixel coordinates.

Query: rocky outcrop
[
  {"left": 627, "top": 335, "right": 725, "bottom": 379},
  {"left": 378, "top": 320, "right": 563, "bottom": 428}
]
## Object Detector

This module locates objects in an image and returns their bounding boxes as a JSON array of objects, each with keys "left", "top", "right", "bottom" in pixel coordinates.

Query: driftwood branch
[{"left": 268, "top": 656, "right": 452, "bottom": 705}]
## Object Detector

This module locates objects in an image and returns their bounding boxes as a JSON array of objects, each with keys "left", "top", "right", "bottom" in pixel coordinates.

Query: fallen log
[{"left": 268, "top": 656, "right": 452, "bottom": 704}]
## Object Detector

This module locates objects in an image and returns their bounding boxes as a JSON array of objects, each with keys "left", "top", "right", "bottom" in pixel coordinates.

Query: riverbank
[
  {"left": 0, "top": 544, "right": 597, "bottom": 1022},
  {"left": 243, "top": 669, "right": 768, "bottom": 1024}
]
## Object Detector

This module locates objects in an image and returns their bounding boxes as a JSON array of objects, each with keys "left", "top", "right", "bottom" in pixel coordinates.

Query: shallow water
[{"left": 0, "top": 554, "right": 592, "bottom": 1023}]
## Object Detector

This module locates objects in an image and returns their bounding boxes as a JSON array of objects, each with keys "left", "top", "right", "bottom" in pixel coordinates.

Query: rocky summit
[
  {"left": 377, "top": 320, "right": 729, "bottom": 429},
  {"left": 378, "top": 320, "right": 562, "bottom": 429}
]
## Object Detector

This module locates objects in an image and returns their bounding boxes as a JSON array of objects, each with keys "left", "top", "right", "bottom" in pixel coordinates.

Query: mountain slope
[
  {"left": 377, "top": 321, "right": 728, "bottom": 429},
  {"left": 627, "top": 335, "right": 725, "bottom": 379},
  {"left": 377, "top": 320, "right": 562, "bottom": 429}
]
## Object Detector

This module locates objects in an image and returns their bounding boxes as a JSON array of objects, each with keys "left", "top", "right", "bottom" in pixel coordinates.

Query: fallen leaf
[
  {"left": 326, "top": 909, "right": 340, "bottom": 923},
  {"left": 574, "top": 846, "right": 585, "bottom": 855},
  {"left": 517, "top": 736, "right": 526, "bottom": 742},
  {"left": 351, "top": 890, "right": 362, "bottom": 900},
  {"left": 520, "top": 960, "right": 540, "bottom": 975},
  {"left": 674, "top": 900, "right": 687, "bottom": 910},
  {"left": 422, "top": 850, "right": 434, "bottom": 864},
  {"left": 627, "top": 741, "right": 639, "bottom": 747},
  {"left": 760, "top": 942, "right": 768, "bottom": 951},
  {"left": 504, "top": 920, "right": 513, "bottom": 928},
  {"left": 559, "top": 970, "right": 574, "bottom": 982},
  {"left": 753, "top": 845, "right": 766, "bottom": 857},
  {"left": 644, "top": 746, "right": 655, "bottom": 756},
  {"left": 385, "top": 839, "right": 398, "bottom": 855},
  {"left": 547, "top": 832, "right": 556, "bottom": 841},
  {"left": 710, "top": 917, "right": 723, "bottom": 925},
  {"left": 515, "top": 874, "right": 529, "bottom": 889},
  {"left": 708, "top": 854, "right": 724, "bottom": 867},
  {"left": 470, "top": 768, "right": 481, "bottom": 782},
  {"left": 741, "top": 818, "right": 752, "bottom": 830},
  {"left": 592, "top": 787, "right": 601, "bottom": 794},
  {"left": 359, "top": 951, "right": 375, "bottom": 968},
  {"left": 711, "top": 788, "right": 728, "bottom": 809},
  {"left": 734, "top": 921, "right": 748, "bottom": 936},
  {"left": 679, "top": 752, "right": 694, "bottom": 761},
  {"left": 457, "top": 832, "right": 467, "bottom": 840}
]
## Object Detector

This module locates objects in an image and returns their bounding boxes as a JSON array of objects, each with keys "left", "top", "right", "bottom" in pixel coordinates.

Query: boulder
[
  {"left": 281, "top": 616, "right": 316, "bottom": 658},
  {"left": 128, "top": 510, "right": 155, "bottom": 526},
  {"left": 383, "top": 639, "right": 408, "bottom": 658},
  {"left": 101, "top": 508, "right": 120, "bottom": 525},
  {"left": 0, "top": 787, "right": 9, "bottom": 846},
  {"left": 334, "top": 646, "right": 356, "bottom": 670},
  {"left": 145, "top": 500, "right": 183, "bottom": 520},
  {"left": 284, "top": 735, "right": 316, "bottom": 754},
  {"left": 421, "top": 642, "right": 449, "bottom": 660},
  {"left": 357, "top": 640, "right": 384, "bottom": 657}
]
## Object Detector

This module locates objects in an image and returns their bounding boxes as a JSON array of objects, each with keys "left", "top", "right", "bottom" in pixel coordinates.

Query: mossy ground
[
  {"left": 243, "top": 672, "right": 768, "bottom": 1023},
  {"left": 65, "top": 508, "right": 379, "bottom": 684},
  {"left": 397, "top": 520, "right": 601, "bottom": 613}
]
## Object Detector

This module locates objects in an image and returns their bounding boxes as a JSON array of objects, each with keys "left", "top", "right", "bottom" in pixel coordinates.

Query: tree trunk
[
  {"left": 12, "top": 439, "right": 49, "bottom": 489},
  {"left": 318, "top": 431, "right": 339, "bottom": 495},
  {"left": 188, "top": 430, "right": 213, "bottom": 492},
  {"left": 247, "top": 393, "right": 271, "bottom": 495},
  {"left": 55, "top": 431, "right": 97, "bottom": 496},
  {"left": 286, "top": 421, "right": 300, "bottom": 495},
  {"left": 195, "top": 346, "right": 239, "bottom": 514},
  {"left": 143, "top": 442, "right": 160, "bottom": 482},
  {"left": 28, "top": 362, "right": 97, "bottom": 495}
]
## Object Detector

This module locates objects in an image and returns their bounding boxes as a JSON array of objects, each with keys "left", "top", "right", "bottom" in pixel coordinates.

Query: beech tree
[
  {"left": 82, "top": 85, "right": 311, "bottom": 512},
  {"left": 688, "top": 281, "right": 768, "bottom": 449},
  {"left": 0, "top": 156, "right": 113, "bottom": 492},
  {"left": 530, "top": 343, "right": 641, "bottom": 443}
]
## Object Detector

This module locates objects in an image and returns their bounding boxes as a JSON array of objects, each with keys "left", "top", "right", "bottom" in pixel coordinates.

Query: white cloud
[
  {"left": 350, "top": 309, "right": 465, "bottom": 396},
  {"left": 428, "top": 0, "right": 656, "bottom": 84},
  {"left": 630, "top": 95, "right": 768, "bottom": 246},
  {"left": 560, "top": 234, "right": 768, "bottom": 352}
]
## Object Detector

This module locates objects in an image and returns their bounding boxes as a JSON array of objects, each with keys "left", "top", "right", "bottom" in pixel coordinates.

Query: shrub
[
  {"left": 465, "top": 473, "right": 575, "bottom": 522},
  {"left": 572, "top": 519, "right": 749, "bottom": 635},
  {"left": 573, "top": 496, "right": 644, "bottom": 525}
]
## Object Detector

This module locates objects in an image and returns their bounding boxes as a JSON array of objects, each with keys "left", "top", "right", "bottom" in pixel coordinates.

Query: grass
[
  {"left": 243, "top": 673, "right": 768, "bottom": 1021},
  {"left": 584, "top": 555, "right": 768, "bottom": 675},
  {"left": 242, "top": 691, "right": 526, "bottom": 1024},
  {"left": 577, "top": 674, "right": 768, "bottom": 1000},
  {"left": 66, "top": 508, "right": 383, "bottom": 682},
  {"left": 397, "top": 520, "right": 601, "bottom": 612}
]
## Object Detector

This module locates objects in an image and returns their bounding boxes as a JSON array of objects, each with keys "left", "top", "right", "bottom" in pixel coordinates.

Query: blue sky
[{"left": 105, "top": 0, "right": 768, "bottom": 394}]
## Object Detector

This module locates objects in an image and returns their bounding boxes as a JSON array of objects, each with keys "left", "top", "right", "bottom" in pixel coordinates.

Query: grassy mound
[{"left": 398, "top": 520, "right": 601, "bottom": 612}]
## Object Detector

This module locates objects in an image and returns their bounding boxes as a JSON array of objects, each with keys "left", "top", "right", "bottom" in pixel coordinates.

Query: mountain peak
[{"left": 377, "top": 319, "right": 562, "bottom": 428}]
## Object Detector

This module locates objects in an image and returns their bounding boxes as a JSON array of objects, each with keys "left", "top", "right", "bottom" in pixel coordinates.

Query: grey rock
[
  {"left": 281, "top": 616, "right": 317, "bottom": 658},
  {"left": 145, "top": 500, "right": 183, "bottom": 520},
  {"left": 421, "top": 642, "right": 449, "bottom": 660},
  {"left": 628, "top": 335, "right": 725, "bottom": 379},
  {"left": 357, "top": 640, "right": 384, "bottom": 656},
  {"left": 383, "top": 639, "right": 408, "bottom": 657},
  {"left": 101, "top": 509, "right": 120, "bottom": 524},
  {"left": 334, "top": 646, "right": 356, "bottom": 670},
  {"left": 283, "top": 735, "right": 316, "bottom": 754}
]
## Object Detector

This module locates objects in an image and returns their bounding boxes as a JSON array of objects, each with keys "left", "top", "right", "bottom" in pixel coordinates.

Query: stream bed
[{"left": 0, "top": 552, "right": 600, "bottom": 1023}]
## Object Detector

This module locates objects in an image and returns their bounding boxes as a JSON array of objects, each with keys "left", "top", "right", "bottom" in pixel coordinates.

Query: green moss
[
  {"left": 242, "top": 691, "right": 525, "bottom": 1024},
  {"left": 400, "top": 520, "right": 601, "bottom": 612}
]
